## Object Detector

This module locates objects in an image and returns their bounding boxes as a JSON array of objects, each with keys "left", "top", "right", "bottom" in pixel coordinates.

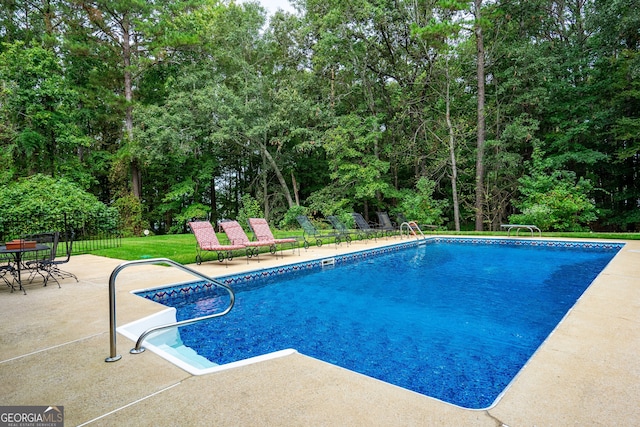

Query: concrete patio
[{"left": 1, "top": 236, "right": 639, "bottom": 426}]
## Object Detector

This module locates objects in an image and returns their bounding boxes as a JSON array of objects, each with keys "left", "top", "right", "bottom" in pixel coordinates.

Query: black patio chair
[
  {"left": 326, "top": 215, "right": 356, "bottom": 245},
  {"left": 0, "top": 254, "right": 18, "bottom": 293},
  {"left": 376, "top": 211, "right": 399, "bottom": 237},
  {"left": 295, "top": 215, "right": 339, "bottom": 249},
  {"left": 396, "top": 213, "right": 409, "bottom": 226},
  {"left": 351, "top": 213, "right": 381, "bottom": 241},
  {"left": 45, "top": 231, "right": 78, "bottom": 283},
  {"left": 24, "top": 232, "right": 60, "bottom": 288}
]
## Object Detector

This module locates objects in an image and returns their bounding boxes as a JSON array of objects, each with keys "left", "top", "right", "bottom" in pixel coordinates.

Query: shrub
[
  {"left": 397, "top": 177, "right": 448, "bottom": 226},
  {"left": 334, "top": 211, "right": 355, "bottom": 228},
  {"left": 279, "top": 205, "right": 307, "bottom": 229},
  {"left": 0, "top": 174, "right": 118, "bottom": 239},
  {"left": 236, "top": 195, "right": 264, "bottom": 229},
  {"left": 112, "top": 194, "right": 145, "bottom": 237},
  {"left": 510, "top": 144, "right": 597, "bottom": 231},
  {"left": 172, "top": 203, "right": 211, "bottom": 234},
  {"left": 509, "top": 177, "right": 597, "bottom": 231}
]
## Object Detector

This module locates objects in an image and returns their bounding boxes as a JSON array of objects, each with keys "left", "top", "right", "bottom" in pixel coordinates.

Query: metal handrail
[
  {"left": 400, "top": 221, "right": 426, "bottom": 239},
  {"left": 105, "top": 258, "right": 235, "bottom": 362}
]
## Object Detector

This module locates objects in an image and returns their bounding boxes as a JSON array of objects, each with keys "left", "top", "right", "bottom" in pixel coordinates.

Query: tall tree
[
  {"left": 303, "top": 0, "right": 454, "bottom": 217},
  {"left": 0, "top": 42, "right": 89, "bottom": 181},
  {"left": 412, "top": 0, "right": 474, "bottom": 231},
  {"left": 587, "top": 0, "right": 640, "bottom": 228},
  {"left": 133, "top": 2, "right": 325, "bottom": 228},
  {"left": 70, "top": 0, "right": 205, "bottom": 200},
  {"left": 473, "top": 0, "right": 486, "bottom": 230},
  {"left": 71, "top": 0, "right": 144, "bottom": 197}
]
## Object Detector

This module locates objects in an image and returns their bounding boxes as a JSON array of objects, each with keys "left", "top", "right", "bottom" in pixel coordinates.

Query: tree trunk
[
  {"left": 121, "top": 13, "right": 142, "bottom": 199},
  {"left": 474, "top": 0, "right": 486, "bottom": 231},
  {"left": 131, "top": 160, "right": 142, "bottom": 199},
  {"left": 234, "top": 167, "right": 240, "bottom": 217},
  {"left": 445, "top": 60, "right": 461, "bottom": 231},
  {"left": 262, "top": 153, "right": 270, "bottom": 220},
  {"left": 330, "top": 67, "right": 335, "bottom": 109},
  {"left": 228, "top": 135, "right": 294, "bottom": 209},
  {"left": 291, "top": 171, "right": 300, "bottom": 206},
  {"left": 210, "top": 174, "right": 218, "bottom": 225},
  {"left": 259, "top": 142, "right": 295, "bottom": 208}
]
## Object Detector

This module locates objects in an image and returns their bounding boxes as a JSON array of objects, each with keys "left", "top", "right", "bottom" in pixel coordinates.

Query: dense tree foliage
[
  {"left": 0, "top": 174, "right": 117, "bottom": 238},
  {"left": 0, "top": 0, "right": 638, "bottom": 232}
]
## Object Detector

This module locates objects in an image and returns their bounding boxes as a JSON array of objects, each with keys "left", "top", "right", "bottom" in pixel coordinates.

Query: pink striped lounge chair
[
  {"left": 248, "top": 218, "right": 299, "bottom": 255},
  {"left": 219, "top": 220, "right": 276, "bottom": 260},
  {"left": 188, "top": 221, "right": 246, "bottom": 265}
]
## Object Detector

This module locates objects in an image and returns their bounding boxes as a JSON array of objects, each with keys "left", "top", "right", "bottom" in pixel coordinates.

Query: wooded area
[{"left": 0, "top": 0, "right": 638, "bottom": 234}]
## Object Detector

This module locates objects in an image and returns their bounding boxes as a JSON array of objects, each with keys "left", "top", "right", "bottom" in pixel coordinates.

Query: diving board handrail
[
  {"left": 105, "top": 258, "right": 235, "bottom": 363},
  {"left": 400, "top": 221, "right": 426, "bottom": 239}
]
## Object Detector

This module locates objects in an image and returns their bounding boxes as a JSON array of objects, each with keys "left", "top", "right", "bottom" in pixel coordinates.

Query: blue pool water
[{"left": 137, "top": 239, "right": 622, "bottom": 409}]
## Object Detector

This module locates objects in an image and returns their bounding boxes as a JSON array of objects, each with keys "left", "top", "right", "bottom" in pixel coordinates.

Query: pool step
[{"left": 154, "top": 340, "right": 217, "bottom": 370}]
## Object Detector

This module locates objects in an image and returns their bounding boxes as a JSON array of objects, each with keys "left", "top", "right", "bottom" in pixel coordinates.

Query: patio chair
[
  {"left": 351, "top": 213, "right": 380, "bottom": 241},
  {"left": 44, "top": 231, "right": 79, "bottom": 283},
  {"left": 24, "top": 231, "right": 61, "bottom": 288},
  {"left": 376, "top": 211, "right": 399, "bottom": 237},
  {"left": 219, "top": 220, "right": 277, "bottom": 260},
  {"left": 188, "top": 221, "right": 246, "bottom": 265},
  {"left": 0, "top": 256, "right": 17, "bottom": 293},
  {"left": 247, "top": 218, "right": 300, "bottom": 256},
  {"left": 326, "top": 215, "right": 355, "bottom": 245},
  {"left": 295, "top": 215, "right": 339, "bottom": 249}
]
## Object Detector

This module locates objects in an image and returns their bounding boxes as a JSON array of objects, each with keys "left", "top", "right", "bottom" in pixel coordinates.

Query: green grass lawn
[
  {"left": 88, "top": 229, "right": 639, "bottom": 265},
  {"left": 90, "top": 230, "right": 306, "bottom": 265}
]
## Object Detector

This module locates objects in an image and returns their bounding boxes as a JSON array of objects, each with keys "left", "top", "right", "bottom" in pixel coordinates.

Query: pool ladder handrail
[
  {"left": 105, "top": 258, "right": 235, "bottom": 363},
  {"left": 400, "top": 221, "right": 426, "bottom": 239}
]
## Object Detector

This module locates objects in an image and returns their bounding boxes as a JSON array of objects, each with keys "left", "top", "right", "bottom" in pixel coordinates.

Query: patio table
[{"left": 0, "top": 243, "right": 50, "bottom": 294}]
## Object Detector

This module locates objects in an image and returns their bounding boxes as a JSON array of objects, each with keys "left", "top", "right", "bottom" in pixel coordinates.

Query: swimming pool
[{"left": 132, "top": 238, "right": 623, "bottom": 409}]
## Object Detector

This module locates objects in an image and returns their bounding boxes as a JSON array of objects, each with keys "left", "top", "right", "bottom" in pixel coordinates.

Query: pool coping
[{"left": 137, "top": 237, "right": 624, "bottom": 300}]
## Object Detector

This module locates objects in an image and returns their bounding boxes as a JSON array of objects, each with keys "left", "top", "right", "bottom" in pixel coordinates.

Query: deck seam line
[
  {"left": 0, "top": 332, "right": 104, "bottom": 364},
  {"left": 77, "top": 382, "right": 182, "bottom": 426}
]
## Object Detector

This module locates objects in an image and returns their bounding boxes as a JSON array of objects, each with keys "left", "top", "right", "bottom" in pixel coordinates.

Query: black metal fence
[{"left": 0, "top": 212, "right": 122, "bottom": 255}]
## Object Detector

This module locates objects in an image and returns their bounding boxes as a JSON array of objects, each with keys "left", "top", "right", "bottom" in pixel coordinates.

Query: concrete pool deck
[{"left": 1, "top": 236, "right": 639, "bottom": 425}]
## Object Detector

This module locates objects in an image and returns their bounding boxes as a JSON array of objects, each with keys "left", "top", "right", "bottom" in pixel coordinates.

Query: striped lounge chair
[
  {"left": 248, "top": 218, "right": 300, "bottom": 256},
  {"left": 219, "top": 220, "right": 277, "bottom": 261},
  {"left": 188, "top": 221, "right": 246, "bottom": 265}
]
